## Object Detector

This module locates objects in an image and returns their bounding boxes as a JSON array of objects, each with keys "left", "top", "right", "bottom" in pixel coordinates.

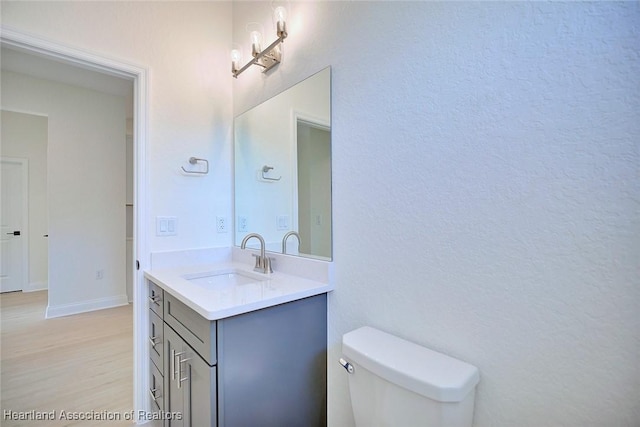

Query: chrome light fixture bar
[{"left": 232, "top": 6, "right": 288, "bottom": 78}]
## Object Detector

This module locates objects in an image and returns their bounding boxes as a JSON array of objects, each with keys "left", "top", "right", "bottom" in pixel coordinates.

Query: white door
[{"left": 1, "top": 158, "right": 27, "bottom": 293}]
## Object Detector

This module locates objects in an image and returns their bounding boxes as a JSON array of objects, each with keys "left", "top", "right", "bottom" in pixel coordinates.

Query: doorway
[
  {"left": 0, "top": 157, "right": 29, "bottom": 293},
  {"left": 294, "top": 118, "right": 331, "bottom": 259},
  {"left": 1, "top": 110, "right": 49, "bottom": 294},
  {"left": 0, "top": 27, "right": 149, "bottom": 418}
]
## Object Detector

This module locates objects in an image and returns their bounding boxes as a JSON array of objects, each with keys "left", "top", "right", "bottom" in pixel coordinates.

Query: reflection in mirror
[{"left": 234, "top": 67, "right": 331, "bottom": 260}]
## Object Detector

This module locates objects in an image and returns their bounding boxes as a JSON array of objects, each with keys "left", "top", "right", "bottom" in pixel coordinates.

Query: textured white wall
[
  {"left": 1, "top": 72, "right": 127, "bottom": 309},
  {"left": 1, "top": 110, "right": 48, "bottom": 290},
  {"left": 1, "top": 1, "right": 233, "bottom": 253},
  {"left": 233, "top": 2, "right": 640, "bottom": 426},
  {"left": 3, "top": 1, "right": 638, "bottom": 424}
]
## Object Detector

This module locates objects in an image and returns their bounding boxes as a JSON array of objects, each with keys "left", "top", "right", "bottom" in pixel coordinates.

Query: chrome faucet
[
  {"left": 240, "top": 233, "right": 272, "bottom": 274},
  {"left": 282, "top": 231, "right": 301, "bottom": 254}
]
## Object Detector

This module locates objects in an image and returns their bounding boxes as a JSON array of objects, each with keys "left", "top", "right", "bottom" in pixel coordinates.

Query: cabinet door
[
  {"left": 149, "top": 309, "right": 164, "bottom": 371},
  {"left": 164, "top": 325, "right": 187, "bottom": 427},
  {"left": 149, "top": 280, "right": 164, "bottom": 317},
  {"left": 218, "top": 294, "right": 327, "bottom": 427},
  {"left": 149, "top": 361, "right": 164, "bottom": 412},
  {"left": 164, "top": 325, "right": 216, "bottom": 427},
  {"left": 186, "top": 342, "right": 216, "bottom": 426},
  {"left": 148, "top": 361, "right": 165, "bottom": 427}
]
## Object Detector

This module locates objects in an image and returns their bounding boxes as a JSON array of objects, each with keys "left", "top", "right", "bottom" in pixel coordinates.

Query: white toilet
[{"left": 341, "top": 326, "right": 480, "bottom": 427}]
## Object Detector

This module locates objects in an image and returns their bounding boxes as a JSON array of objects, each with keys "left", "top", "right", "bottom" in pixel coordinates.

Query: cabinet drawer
[
  {"left": 148, "top": 281, "right": 164, "bottom": 318},
  {"left": 164, "top": 292, "right": 217, "bottom": 365},
  {"left": 149, "top": 309, "right": 164, "bottom": 371},
  {"left": 149, "top": 360, "right": 164, "bottom": 413}
]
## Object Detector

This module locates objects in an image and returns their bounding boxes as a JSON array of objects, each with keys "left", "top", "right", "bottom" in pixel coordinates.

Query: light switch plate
[{"left": 157, "top": 216, "right": 177, "bottom": 236}]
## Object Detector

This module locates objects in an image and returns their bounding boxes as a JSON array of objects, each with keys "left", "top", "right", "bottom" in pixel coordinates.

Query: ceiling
[{"left": 1, "top": 45, "right": 134, "bottom": 118}]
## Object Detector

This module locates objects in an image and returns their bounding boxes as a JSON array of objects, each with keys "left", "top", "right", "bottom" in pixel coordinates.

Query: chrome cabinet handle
[
  {"left": 149, "top": 387, "right": 161, "bottom": 401},
  {"left": 177, "top": 357, "right": 191, "bottom": 389},
  {"left": 148, "top": 294, "right": 161, "bottom": 304},
  {"left": 148, "top": 336, "right": 160, "bottom": 347},
  {"left": 171, "top": 349, "right": 180, "bottom": 380},
  {"left": 173, "top": 351, "right": 190, "bottom": 389},
  {"left": 172, "top": 350, "right": 187, "bottom": 380},
  {"left": 149, "top": 388, "right": 161, "bottom": 410}
]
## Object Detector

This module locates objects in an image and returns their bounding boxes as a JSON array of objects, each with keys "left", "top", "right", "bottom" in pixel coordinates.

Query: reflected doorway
[{"left": 295, "top": 120, "right": 331, "bottom": 259}]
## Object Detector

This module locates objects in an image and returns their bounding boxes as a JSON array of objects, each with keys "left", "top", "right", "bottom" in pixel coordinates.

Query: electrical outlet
[
  {"left": 237, "top": 216, "right": 248, "bottom": 232},
  {"left": 216, "top": 216, "right": 228, "bottom": 233}
]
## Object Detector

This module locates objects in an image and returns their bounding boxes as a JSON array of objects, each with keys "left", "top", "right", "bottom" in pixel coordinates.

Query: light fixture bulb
[
  {"left": 231, "top": 49, "right": 242, "bottom": 74},
  {"left": 274, "top": 6, "right": 287, "bottom": 22},
  {"left": 250, "top": 30, "right": 262, "bottom": 57},
  {"left": 274, "top": 6, "right": 288, "bottom": 39},
  {"left": 231, "top": 49, "right": 242, "bottom": 63}
]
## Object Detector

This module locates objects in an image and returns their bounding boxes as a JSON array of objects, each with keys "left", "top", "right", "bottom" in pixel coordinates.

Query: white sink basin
[{"left": 183, "top": 269, "right": 268, "bottom": 288}]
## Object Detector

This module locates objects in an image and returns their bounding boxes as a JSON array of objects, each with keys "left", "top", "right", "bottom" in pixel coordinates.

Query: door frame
[
  {"left": 290, "top": 110, "right": 330, "bottom": 234},
  {"left": 1, "top": 27, "right": 150, "bottom": 422},
  {"left": 0, "top": 156, "right": 29, "bottom": 292}
]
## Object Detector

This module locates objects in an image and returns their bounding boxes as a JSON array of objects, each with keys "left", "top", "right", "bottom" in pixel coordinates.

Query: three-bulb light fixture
[{"left": 231, "top": 6, "right": 288, "bottom": 78}]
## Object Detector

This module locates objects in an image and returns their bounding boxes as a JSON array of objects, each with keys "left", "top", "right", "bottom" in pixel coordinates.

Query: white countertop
[{"left": 144, "top": 261, "right": 333, "bottom": 320}]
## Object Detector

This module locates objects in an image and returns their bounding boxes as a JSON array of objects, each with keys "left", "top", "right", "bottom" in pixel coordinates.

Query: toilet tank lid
[{"left": 342, "top": 326, "right": 479, "bottom": 403}]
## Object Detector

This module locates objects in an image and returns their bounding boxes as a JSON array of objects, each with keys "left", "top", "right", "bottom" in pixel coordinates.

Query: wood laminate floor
[{"left": 0, "top": 291, "right": 133, "bottom": 426}]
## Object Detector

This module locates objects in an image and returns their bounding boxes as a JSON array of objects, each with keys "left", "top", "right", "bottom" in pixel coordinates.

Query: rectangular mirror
[{"left": 234, "top": 67, "right": 331, "bottom": 260}]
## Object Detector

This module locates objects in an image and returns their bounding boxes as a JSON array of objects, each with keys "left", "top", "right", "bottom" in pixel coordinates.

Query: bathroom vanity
[
  {"left": 143, "top": 66, "right": 334, "bottom": 426},
  {"left": 145, "top": 263, "right": 330, "bottom": 427}
]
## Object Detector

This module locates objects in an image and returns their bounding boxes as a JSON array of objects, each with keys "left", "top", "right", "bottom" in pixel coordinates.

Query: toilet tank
[{"left": 342, "top": 326, "right": 480, "bottom": 427}]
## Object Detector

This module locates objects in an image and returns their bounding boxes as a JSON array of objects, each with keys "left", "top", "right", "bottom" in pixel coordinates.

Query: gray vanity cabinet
[
  {"left": 217, "top": 293, "right": 328, "bottom": 426},
  {"left": 163, "top": 325, "right": 216, "bottom": 427},
  {"left": 147, "top": 278, "right": 327, "bottom": 427},
  {"left": 148, "top": 281, "right": 165, "bottom": 424}
]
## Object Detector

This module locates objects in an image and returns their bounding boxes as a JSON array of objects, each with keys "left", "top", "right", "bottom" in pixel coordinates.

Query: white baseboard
[
  {"left": 24, "top": 281, "right": 48, "bottom": 292},
  {"left": 45, "top": 294, "right": 129, "bottom": 319}
]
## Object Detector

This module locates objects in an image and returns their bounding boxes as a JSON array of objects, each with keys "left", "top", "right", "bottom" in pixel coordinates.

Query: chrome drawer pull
[
  {"left": 148, "top": 336, "right": 160, "bottom": 347},
  {"left": 148, "top": 294, "right": 161, "bottom": 304},
  {"left": 171, "top": 350, "right": 181, "bottom": 380},
  {"left": 178, "top": 374, "right": 189, "bottom": 388},
  {"left": 174, "top": 351, "right": 191, "bottom": 389},
  {"left": 177, "top": 356, "right": 191, "bottom": 389},
  {"left": 149, "top": 388, "right": 162, "bottom": 410}
]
